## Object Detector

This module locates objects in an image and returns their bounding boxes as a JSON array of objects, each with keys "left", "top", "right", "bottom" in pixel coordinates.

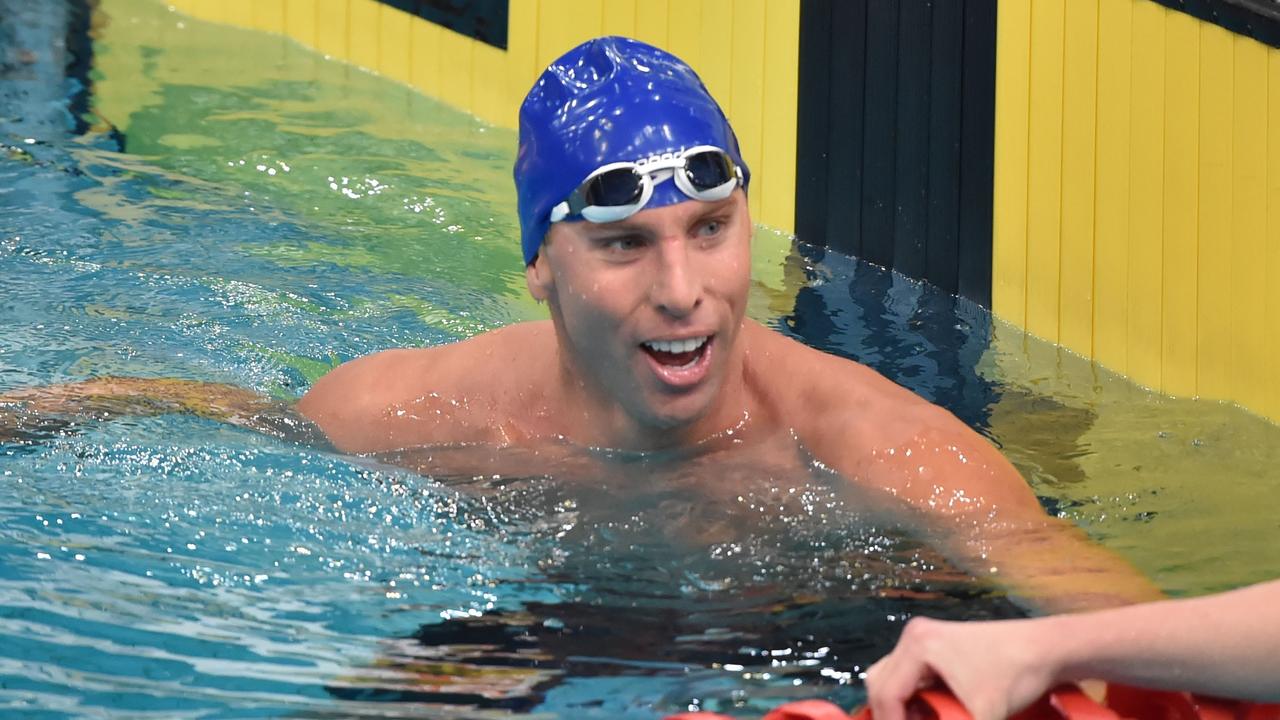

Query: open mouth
[{"left": 640, "top": 335, "right": 711, "bottom": 369}]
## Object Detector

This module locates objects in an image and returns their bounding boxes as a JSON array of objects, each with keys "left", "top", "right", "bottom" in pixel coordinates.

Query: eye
[
  {"left": 695, "top": 216, "right": 728, "bottom": 241},
  {"left": 597, "top": 234, "right": 647, "bottom": 256}
]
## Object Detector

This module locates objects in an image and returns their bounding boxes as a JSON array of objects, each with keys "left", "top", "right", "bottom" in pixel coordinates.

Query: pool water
[{"left": 2, "top": 1, "right": 1278, "bottom": 718}]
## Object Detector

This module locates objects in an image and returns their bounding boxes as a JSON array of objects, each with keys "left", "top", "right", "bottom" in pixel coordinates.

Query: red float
[{"left": 664, "top": 685, "right": 1280, "bottom": 720}]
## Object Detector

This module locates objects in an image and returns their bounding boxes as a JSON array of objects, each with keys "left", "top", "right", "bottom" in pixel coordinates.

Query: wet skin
[
  {"left": 0, "top": 190, "right": 1162, "bottom": 609},
  {"left": 294, "top": 190, "right": 1163, "bottom": 612},
  {"left": 0, "top": 191, "right": 1160, "bottom": 612}
]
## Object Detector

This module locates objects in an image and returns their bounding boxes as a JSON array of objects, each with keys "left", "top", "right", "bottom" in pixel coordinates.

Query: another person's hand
[{"left": 864, "top": 616, "right": 1058, "bottom": 720}]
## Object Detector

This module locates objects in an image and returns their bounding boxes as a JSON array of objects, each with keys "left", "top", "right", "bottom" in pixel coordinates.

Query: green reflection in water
[
  {"left": 983, "top": 324, "right": 1280, "bottom": 596},
  {"left": 91, "top": 0, "right": 537, "bottom": 331}
]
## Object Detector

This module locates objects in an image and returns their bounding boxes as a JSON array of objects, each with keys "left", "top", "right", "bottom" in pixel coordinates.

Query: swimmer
[
  {"left": 0, "top": 37, "right": 1161, "bottom": 612},
  {"left": 865, "top": 578, "right": 1280, "bottom": 720}
]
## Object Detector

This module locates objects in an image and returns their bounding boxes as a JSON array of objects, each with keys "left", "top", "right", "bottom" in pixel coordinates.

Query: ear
[{"left": 525, "top": 246, "right": 553, "bottom": 302}]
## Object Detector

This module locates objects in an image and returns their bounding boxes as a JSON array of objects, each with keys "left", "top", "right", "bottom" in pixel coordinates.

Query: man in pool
[{"left": 1, "top": 37, "right": 1159, "bottom": 611}]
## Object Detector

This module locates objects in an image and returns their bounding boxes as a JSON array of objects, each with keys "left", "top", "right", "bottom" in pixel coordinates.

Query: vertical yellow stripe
[
  {"left": 1025, "top": 0, "right": 1065, "bottom": 343},
  {"left": 574, "top": 0, "right": 605, "bottom": 49},
  {"left": 347, "top": 0, "right": 380, "bottom": 71},
  {"left": 315, "top": 0, "right": 348, "bottom": 60},
  {"left": 730, "top": 0, "right": 766, "bottom": 222},
  {"left": 409, "top": 15, "right": 442, "bottom": 99},
  {"left": 507, "top": 0, "right": 540, "bottom": 122},
  {"left": 1196, "top": 23, "right": 1233, "bottom": 400},
  {"left": 535, "top": 2, "right": 560, "bottom": 78},
  {"left": 601, "top": 0, "right": 636, "bottom": 37},
  {"left": 251, "top": 0, "right": 286, "bottom": 33},
  {"left": 993, "top": 0, "right": 1032, "bottom": 328},
  {"left": 698, "top": 0, "right": 734, "bottom": 105},
  {"left": 192, "top": 1, "right": 222, "bottom": 24},
  {"left": 226, "top": 0, "right": 253, "bottom": 27},
  {"left": 472, "top": 43, "right": 508, "bottom": 126},
  {"left": 377, "top": 4, "right": 411, "bottom": 84},
  {"left": 1268, "top": 52, "right": 1280, "bottom": 421},
  {"left": 1232, "top": 37, "right": 1268, "bottom": 417},
  {"left": 177, "top": 0, "right": 223, "bottom": 24},
  {"left": 1126, "top": 0, "right": 1164, "bottom": 390},
  {"left": 438, "top": 27, "right": 474, "bottom": 113},
  {"left": 1160, "top": 10, "right": 1199, "bottom": 397},
  {"left": 633, "top": 0, "right": 670, "bottom": 49},
  {"left": 168, "top": 0, "right": 200, "bottom": 18},
  {"left": 667, "top": 0, "right": 704, "bottom": 76},
  {"left": 209, "top": 0, "right": 233, "bottom": 23},
  {"left": 537, "top": 0, "right": 602, "bottom": 70},
  {"left": 202, "top": 0, "right": 229, "bottom": 24},
  {"left": 1092, "top": 0, "right": 1131, "bottom": 374},
  {"left": 760, "top": 0, "right": 799, "bottom": 232},
  {"left": 1058, "top": 0, "right": 1098, "bottom": 356},
  {"left": 284, "top": 0, "right": 317, "bottom": 47}
]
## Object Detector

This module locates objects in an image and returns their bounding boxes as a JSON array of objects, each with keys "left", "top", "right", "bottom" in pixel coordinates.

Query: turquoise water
[{"left": 2, "top": 1, "right": 1279, "bottom": 718}]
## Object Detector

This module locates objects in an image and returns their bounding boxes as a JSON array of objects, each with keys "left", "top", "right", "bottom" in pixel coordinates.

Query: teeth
[{"left": 643, "top": 336, "right": 708, "bottom": 354}]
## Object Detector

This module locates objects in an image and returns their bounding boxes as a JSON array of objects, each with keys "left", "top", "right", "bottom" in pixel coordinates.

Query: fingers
[
  {"left": 867, "top": 616, "right": 1056, "bottom": 720},
  {"left": 864, "top": 644, "right": 934, "bottom": 720}
]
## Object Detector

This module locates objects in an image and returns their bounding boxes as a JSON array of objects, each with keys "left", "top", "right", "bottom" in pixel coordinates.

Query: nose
[{"left": 650, "top": 237, "right": 702, "bottom": 318}]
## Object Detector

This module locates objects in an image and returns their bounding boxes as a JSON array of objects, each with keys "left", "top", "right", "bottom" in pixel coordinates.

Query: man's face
[{"left": 527, "top": 190, "right": 752, "bottom": 434}]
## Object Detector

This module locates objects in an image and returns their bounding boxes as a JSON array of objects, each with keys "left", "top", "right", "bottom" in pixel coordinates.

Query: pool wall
[
  {"left": 992, "top": 0, "right": 1280, "bottom": 424},
  {"left": 162, "top": 0, "right": 801, "bottom": 238},
  {"left": 152, "top": 0, "right": 1280, "bottom": 425},
  {"left": 792, "top": 2, "right": 1000, "bottom": 309}
]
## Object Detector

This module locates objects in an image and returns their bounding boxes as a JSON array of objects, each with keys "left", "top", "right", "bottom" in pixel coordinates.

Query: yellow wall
[
  {"left": 165, "top": 0, "right": 799, "bottom": 235},
  {"left": 994, "top": 0, "right": 1280, "bottom": 423}
]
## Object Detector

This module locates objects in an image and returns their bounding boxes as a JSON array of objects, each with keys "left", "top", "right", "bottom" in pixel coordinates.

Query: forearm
[
  {"left": 953, "top": 516, "right": 1165, "bottom": 613},
  {"left": 3, "top": 377, "right": 258, "bottom": 416},
  {"left": 827, "top": 407, "right": 1162, "bottom": 613},
  {"left": 1, "top": 377, "right": 325, "bottom": 445},
  {"left": 1042, "top": 580, "right": 1280, "bottom": 700}
]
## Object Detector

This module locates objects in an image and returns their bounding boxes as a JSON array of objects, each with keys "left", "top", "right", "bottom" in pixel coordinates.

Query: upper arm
[
  {"left": 296, "top": 349, "right": 426, "bottom": 453},
  {"left": 799, "top": 357, "right": 1164, "bottom": 610},
  {"left": 872, "top": 403, "right": 1044, "bottom": 519},
  {"left": 803, "top": 365, "right": 1043, "bottom": 524}
]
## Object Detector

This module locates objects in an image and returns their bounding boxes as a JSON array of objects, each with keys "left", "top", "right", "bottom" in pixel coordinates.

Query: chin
[
  {"left": 638, "top": 388, "right": 718, "bottom": 434},
  {"left": 645, "top": 408, "right": 705, "bottom": 433}
]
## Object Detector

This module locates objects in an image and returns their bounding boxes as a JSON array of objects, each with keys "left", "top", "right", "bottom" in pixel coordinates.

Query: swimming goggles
[{"left": 549, "top": 146, "right": 744, "bottom": 224}]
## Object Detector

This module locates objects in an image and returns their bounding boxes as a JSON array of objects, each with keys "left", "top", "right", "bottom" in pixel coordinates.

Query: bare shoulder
[
  {"left": 746, "top": 321, "right": 1038, "bottom": 513},
  {"left": 743, "top": 320, "right": 927, "bottom": 425},
  {"left": 297, "top": 321, "right": 555, "bottom": 452}
]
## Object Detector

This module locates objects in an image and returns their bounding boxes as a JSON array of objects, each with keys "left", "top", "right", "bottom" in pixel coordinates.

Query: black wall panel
[
  {"left": 893, "top": 0, "right": 932, "bottom": 280},
  {"left": 1153, "top": 0, "right": 1280, "bottom": 49},
  {"left": 860, "top": 0, "right": 899, "bottom": 270},
  {"left": 957, "top": 0, "right": 996, "bottom": 304},
  {"left": 925, "top": 0, "right": 963, "bottom": 294},
  {"left": 795, "top": 0, "right": 997, "bottom": 307},
  {"left": 379, "top": 0, "right": 509, "bottom": 49},
  {"left": 794, "top": 0, "right": 834, "bottom": 255}
]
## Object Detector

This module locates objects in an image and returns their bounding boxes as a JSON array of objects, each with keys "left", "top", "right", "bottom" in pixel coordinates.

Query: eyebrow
[
  {"left": 583, "top": 224, "right": 651, "bottom": 240},
  {"left": 693, "top": 198, "right": 735, "bottom": 219}
]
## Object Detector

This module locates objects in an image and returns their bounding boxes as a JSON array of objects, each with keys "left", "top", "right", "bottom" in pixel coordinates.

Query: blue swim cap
[{"left": 514, "top": 36, "right": 750, "bottom": 265}]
